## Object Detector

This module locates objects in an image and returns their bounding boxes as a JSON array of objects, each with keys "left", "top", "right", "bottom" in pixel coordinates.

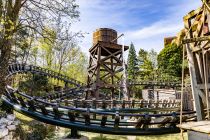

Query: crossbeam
[{"left": 182, "top": 36, "right": 210, "bottom": 44}]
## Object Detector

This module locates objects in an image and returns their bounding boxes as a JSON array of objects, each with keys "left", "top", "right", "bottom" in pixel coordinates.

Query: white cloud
[
  {"left": 72, "top": 0, "right": 202, "bottom": 55},
  {"left": 125, "top": 22, "right": 183, "bottom": 40},
  {"left": 124, "top": 0, "right": 202, "bottom": 53}
]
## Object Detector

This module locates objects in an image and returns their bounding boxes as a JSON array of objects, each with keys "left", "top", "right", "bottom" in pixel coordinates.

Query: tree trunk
[
  {"left": 0, "top": 39, "right": 12, "bottom": 95},
  {"left": 0, "top": 0, "right": 22, "bottom": 95}
]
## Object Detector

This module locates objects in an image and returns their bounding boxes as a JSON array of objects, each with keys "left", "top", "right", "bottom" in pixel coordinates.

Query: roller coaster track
[
  {"left": 1, "top": 64, "right": 196, "bottom": 135},
  {"left": 7, "top": 64, "right": 85, "bottom": 87}
]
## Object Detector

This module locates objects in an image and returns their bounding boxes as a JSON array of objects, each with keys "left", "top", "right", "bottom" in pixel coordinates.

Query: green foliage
[
  {"left": 0, "top": 0, "right": 79, "bottom": 97},
  {"left": 63, "top": 50, "right": 88, "bottom": 83},
  {"left": 148, "top": 49, "right": 158, "bottom": 69},
  {"left": 127, "top": 43, "right": 138, "bottom": 80},
  {"left": 0, "top": 102, "right": 7, "bottom": 118},
  {"left": 157, "top": 43, "right": 182, "bottom": 77},
  {"left": 26, "top": 121, "right": 47, "bottom": 140},
  {"left": 138, "top": 49, "right": 157, "bottom": 80},
  {"left": 19, "top": 74, "right": 52, "bottom": 96},
  {"left": 39, "top": 27, "right": 56, "bottom": 68},
  {"left": 12, "top": 28, "right": 31, "bottom": 63},
  {"left": 16, "top": 118, "right": 52, "bottom": 140}
]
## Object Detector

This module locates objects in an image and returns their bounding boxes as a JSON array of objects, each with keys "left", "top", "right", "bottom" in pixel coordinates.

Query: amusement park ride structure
[{"left": 2, "top": 0, "right": 210, "bottom": 138}]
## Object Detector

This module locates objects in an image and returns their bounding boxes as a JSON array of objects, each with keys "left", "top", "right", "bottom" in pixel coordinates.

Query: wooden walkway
[
  {"left": 178, "top": 121, "right": 210, "bottom": 140},
  {"left": 179, "top": 121, "right": 210, "bottom": 134}
]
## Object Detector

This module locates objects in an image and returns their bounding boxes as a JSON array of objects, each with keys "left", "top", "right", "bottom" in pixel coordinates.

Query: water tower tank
[{"left": 93, "top": 28, "right": 118, "bottom": 45}]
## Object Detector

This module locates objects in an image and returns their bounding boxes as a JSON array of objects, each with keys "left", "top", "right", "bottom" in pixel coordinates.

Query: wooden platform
[
  {"left": 179, "top": 121, "right": 210, "bottom": 134},
  {"left": 178, "top": 121, "right": 210, "bottom": 140}
]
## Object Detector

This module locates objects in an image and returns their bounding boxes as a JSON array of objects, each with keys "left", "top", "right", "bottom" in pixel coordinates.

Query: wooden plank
[
  {"left": 183, "top": 7, "right": 202, "bottom": 21},
  {"left": 182, "top": 36, "right": 210, "bottom": 44},
  {"left": 89, "top": 41, "right": 129, "bottom": 52},
  {"left": 195, "top": 53, "right": 204, "bottom": 83},
  {"left": 95, "top": 45, "right": 101, "bottom": 99},
  {"left": 186, "top": 44, "right": 204, "bottom": 120},
  {"left": 101, "top": 49, "right": 122, "bottom": 62},
  {"left": 100, "top": 61, "right": 122, "bottom": 66},
  {"left": 178, "top": 121, "right": 210, "bottom": 130},
  {"left": 191, "top": 125, "right": 210, "bottom": 134}
]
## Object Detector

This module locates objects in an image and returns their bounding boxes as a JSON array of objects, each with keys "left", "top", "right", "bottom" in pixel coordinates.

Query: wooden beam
[
  {"left": 101, "top": 49, "right": 122, "bottom": 62},
  {"left": 95, "top": 46, "right": 101, "bottom": 99},
  {"left": 195, "top": 53, "right": 205, "bottom": 83},
  {"left": 186, "top": 44, "right": 204, "bottom": 120},
  {"left": 100, "top": 61, "right": 122, "bottom": 66},
  {"left": 182, "top": 36, "right": 210, "bottom": 44}
]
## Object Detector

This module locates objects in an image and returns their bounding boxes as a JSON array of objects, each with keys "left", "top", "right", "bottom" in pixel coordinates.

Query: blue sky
[{"left": 71, "top": 0, "right": 202, "bottom": 55}]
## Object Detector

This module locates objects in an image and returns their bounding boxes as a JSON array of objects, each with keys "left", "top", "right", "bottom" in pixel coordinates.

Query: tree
[
  {"left": 65, "top": 52, "right": 88, "bottom": 83},
  {"left": 138, "top": 49, "right": 157, "bottom": 80},
  {"left": 148, "top": 49, "right": 158, "bottom": 69},
  {"left": 19, "top": 74, "right": 50, "bottom": 96},
  {"left": 157, "top": 43, "right": 182, "bottom": 77},
  {"left": 38, "top": 27, "right": 56, "bottom": 69},
  {"left": 127, "top": 43, "right": 138, "bottom": 80},
  {"left": 0, "top": 0, "right": 80, "bottom": 94},
  {"left": 13, "top": 27, "right": 35, "bottom": 64}
]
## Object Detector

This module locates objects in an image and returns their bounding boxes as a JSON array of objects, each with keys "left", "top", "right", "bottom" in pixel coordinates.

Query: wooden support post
[
  {"left": 95, "top": 46, "right": 101, "bottom": 99},
  {"left": 111, "top": 57, "right": 114, "bottom": 99},
  {"left": 186, "top": 44, "right": 204, "bottom": 120}
]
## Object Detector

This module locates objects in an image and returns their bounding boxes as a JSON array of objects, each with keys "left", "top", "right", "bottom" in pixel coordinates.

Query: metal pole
[{"left": 111, "top": 33, "right": 124, "bottom": 43}]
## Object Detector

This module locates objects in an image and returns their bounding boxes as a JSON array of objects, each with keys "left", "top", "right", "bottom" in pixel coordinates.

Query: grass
[
  {"left": 15, "top": 111, "right": 33, "bottom": 122},
  {"left": 15, "top": 111, "right": 33, "bottom": 131}
]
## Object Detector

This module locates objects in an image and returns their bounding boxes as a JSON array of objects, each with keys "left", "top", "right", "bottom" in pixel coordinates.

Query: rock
[
  {"left": 4, "top": 132, "right": 15, "bottom": 140},
  {"left": 7, "top": 114, "right": 15, "bottom": 121},
  {"left": 7, "top": 125, "right": 16, "bottom": 131},
  {"left": 0, "top": 124, "right": 6, "bottom": 129},
  {"left": 7, "top": 121, "right": 13, "bottom": 125},
  {"left": 3, "top": 135, "right": 11, "bottom": 140},
  {"left": 0, "top": 118, "right": 9, "bottom": 125},
  {"left": 0, "top": 128, "right": 9, "bottom": 138}
]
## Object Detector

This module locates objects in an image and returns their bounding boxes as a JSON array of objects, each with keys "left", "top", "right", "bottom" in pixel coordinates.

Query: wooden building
[
  {"left": 142, "top": 89, "right": 193, "bottom": 110},
  {"left": 164, "top": 36, "right": 176, "bottom": 47}
]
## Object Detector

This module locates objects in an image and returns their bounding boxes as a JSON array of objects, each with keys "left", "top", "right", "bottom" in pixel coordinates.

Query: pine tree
[{"left": 127, "top": 43, "right": 138, "bottom": 80}]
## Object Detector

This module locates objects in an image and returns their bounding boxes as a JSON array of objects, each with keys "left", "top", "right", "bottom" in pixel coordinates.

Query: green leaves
[
  {"left": 157, "top": 43, "right": 183, "bottom": 77},
  {"left": 127, "top": 43, "right": 138, "bottom": 80},
  {"left": 19, "top": 74, "right": 50, "bottom": 96},
  {"left": 138, "top": 48, "right": 157, "bottom": 80}
]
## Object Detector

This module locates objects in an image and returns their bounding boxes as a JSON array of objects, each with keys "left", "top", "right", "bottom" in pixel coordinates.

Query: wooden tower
[
  {"left": 182, "top": 2, "right": 210, "bottom": 121},
  {"left": 87, "top": 28, "right": 129, "bottom": 99}
]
